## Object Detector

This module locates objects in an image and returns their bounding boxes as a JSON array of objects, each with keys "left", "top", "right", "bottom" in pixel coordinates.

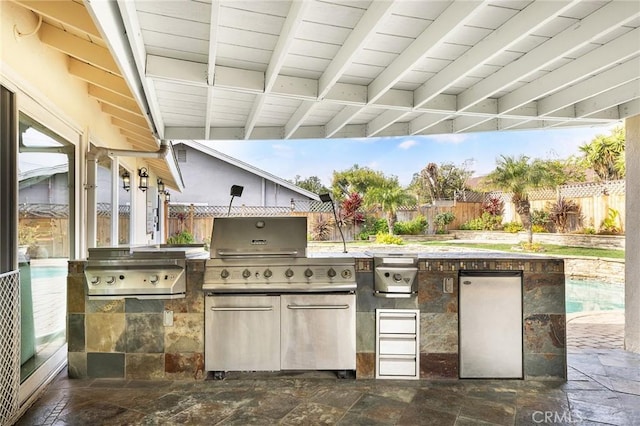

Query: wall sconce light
[
  {"left": 122, "top": 171, "right": 131, "bottom": 192},
  {"left": 138, "top": 167, "right": 149, "bottom": 192},
  {"left": 157, "top": 178, "right": 165, "bottom": 193},
  {"left": 164, "top": 191, "right": 171, "bottom": 203}
]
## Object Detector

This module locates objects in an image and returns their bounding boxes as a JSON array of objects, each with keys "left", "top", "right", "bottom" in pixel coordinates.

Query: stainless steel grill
[
  {"left": 85, "top": 245, "right": 207, "bottom": 300},
  {"left": 204, "top": 216, "right": 357, "bottom": 379}
]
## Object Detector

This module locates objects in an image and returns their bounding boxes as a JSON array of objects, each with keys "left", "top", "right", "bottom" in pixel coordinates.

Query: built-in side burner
[
  {"left": 372, "top": 254, "right": 418, "bottom": 298},
  {"left": 85, "top": 244, "right": 207, "bottom": 300}
]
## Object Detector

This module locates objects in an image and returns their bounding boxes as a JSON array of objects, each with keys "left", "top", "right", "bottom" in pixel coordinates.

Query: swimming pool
[
  {"left": 566, "top": 278, "right": 624, "bottom": 314},
  {"left": 23, "top": 266, "right": 625, "bottom": 315},
  {"left": 29, "top": 266, "right": 67, "bottom": 279}
]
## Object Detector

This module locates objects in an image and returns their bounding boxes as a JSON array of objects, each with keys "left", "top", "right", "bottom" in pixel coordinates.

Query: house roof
[
  {"left": 176, "top": 141, "right": 320, "bottom": 201},
  {"left": 18, "top": 164, "right": 68, "bottom": 189}
]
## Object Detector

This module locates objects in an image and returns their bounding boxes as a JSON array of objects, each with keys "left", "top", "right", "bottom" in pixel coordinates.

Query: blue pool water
[
  {"left": 29, "top": 266, "right": 67, "bottom": 280},
  {"left": 566, "top": 278, "right": 624, "bottom": 314}
]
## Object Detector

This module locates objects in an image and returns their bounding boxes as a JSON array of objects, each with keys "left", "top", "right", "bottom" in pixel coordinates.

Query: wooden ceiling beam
[
  {"left": 14, "top": 0, "right": 102, "bottom": 39},
  {"left": 124, "top": 137, "right": 158, "bottom": 152},
  {"left": 39, "top": 23, "right": 121, "bottom": 75},
  {"left": 89, "top": 85, "right": 140, "bottom": 115},
  {"left": 101, "top": 104, "right": 148, "bottom": 129},
  {"left": 68, "top": 58, "right": 132, "bottom": 99},
  {"left": 112, "top": 117, "right": 152, "bottom": 137},
  {"left": 120, "top": 129, "right": 155, "bottom": 145}
]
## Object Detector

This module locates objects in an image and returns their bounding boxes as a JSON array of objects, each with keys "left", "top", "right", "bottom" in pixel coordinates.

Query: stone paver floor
[{"left": 14, "top": 312, "right": 640, "bottom": 426}]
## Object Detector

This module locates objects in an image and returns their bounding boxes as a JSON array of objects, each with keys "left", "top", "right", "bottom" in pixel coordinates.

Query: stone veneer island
[{"left": 67, "top": 253, "right": 565, "bottom": 381}]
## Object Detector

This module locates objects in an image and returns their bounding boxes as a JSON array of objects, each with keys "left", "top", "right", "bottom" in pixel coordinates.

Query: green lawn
[{"left": 420, "top": 241, "right": 625, "bottom": 259}]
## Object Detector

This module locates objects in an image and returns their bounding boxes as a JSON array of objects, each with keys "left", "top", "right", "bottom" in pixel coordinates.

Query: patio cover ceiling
[
  {"left": 15, "top": 0, "right": 640, "bottom": 153},
  {"left": 83, "top": 0, "right": 640, "bottom": 142}
]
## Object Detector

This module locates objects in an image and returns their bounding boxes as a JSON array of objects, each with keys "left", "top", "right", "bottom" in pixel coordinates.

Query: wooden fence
[{"left": 18, "top": 179, "right": 627, "bottom": 256}]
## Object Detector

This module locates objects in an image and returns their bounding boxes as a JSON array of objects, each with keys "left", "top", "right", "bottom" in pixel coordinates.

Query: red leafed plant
[
  {"left": 340, "top": 192, "right": 365, "bottom": 225},
  {"left": 482, "top": 195, "right": 504, "bottom": 216}
]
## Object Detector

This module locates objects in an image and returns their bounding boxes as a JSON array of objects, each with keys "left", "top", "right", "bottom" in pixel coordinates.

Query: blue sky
[{"left": 200, "top": 125, "right": 617, "bottom": 187}]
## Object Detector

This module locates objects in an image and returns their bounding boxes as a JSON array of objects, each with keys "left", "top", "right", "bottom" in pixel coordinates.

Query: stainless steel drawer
[
  {"left": 378, "top": 313, "right": 417, "bottom": 334},
  {"left": 378, "top": 356, "right": 417, "bottom": 377},
  {"left": 379, "top": 336, "right": 416, "bottom": 355}
]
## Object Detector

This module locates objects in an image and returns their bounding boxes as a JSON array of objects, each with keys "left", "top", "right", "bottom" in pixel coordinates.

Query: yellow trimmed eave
[{"left": 11, "top": 0, "right": 184, "bottom": 192}]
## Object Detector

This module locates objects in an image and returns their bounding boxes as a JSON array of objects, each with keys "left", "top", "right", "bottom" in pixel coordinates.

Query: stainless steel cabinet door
[
  {"left": 281, "top": 294, "right": 356, "bottom": 370},
  {"left": 459, "top": 273, "right": 523, "bottom": 378},
  {"left": 205, "top": 295, "right": 280, "bottom": 371}
]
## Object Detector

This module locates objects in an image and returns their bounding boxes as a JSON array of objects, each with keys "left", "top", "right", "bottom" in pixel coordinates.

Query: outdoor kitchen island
[{"left": 67, "top": 249, "right": 566, "bottom": 381}]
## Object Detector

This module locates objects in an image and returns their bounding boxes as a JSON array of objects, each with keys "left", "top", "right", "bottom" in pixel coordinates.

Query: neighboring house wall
[
  {"left": 20, "top": 167, "right": 130, "bottom": 205},
  {"left": 173, "top": 144, "right": 311, "bottom": 207},
  {"left": 19, "top": 173, "right": 67, "bottom": 205}
]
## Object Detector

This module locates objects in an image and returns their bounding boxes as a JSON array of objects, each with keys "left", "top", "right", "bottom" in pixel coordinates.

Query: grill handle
[
  {"left": 216, "top": 250, "right": 299, "bottom": 257},
  {"left": 210, "top": 306, "right": 273, "bottom": 312},
  {"left": 287, "top": 304, "right": 350, "bottom": 310}
]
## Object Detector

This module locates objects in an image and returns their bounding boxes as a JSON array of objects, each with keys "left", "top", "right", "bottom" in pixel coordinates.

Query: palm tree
[
  {"left": 485, "top": 155, "right": 549, "bottom": 244},
  {"left": 579, "top": 126, "right": 625, "bottom": 180},
  {"left": 364, "top": 178, "right": 415, "bottom": 235}
]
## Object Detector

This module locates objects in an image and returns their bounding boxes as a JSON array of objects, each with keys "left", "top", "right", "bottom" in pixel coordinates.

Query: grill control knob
[
  {"left": 327, "top": 268, "right": 337, "bottom": 278},
  {"left": 304, "top": 268, "right": 313, "bottom": 278},
  {"left": 90, "top": 276, "right": 100, "bottom": 285},
  {"left": 264, "top": 269, "right": 273, "bottom": 278},
  {"left": 393, "top": 273, "right": 403, "bottom": 282},
  {"left": 105, "top": 276, "right": 116, "bottom": 285},
  {"left": 341, "top": 269, "right": 352, "bottom": 279},
  {"left": 285, "top": 268, "right": 294, "bottom": 278},
  {"left": 220, "top": 269, "right": 230, "bottom": 279},
  {"left": 242, "top": 269, "right": 251, "bottom": 279},
  {"left": 149, "top": 275, "right": 159, "bottom": 284}
]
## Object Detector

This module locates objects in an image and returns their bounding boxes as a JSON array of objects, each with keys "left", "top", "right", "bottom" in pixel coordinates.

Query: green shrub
[
  {"left": 530, "top": 209, "right": 552, "bottom": 233},
  {"left": 375, "top": 232, "right": 404, "bottom": 245},
  {"left": 460, "top": 212, "right": 502, "bottom": 231},
  {"left": 434, "top": 212, "right": 455, "bottom": 233},
  {"left": 459, "top": 217, "right": 483, "bottom": 230},
  {"left": 394, "top": 215, "right": 428, "bottom": 235},
  {"left": 600, "top": 208, "right": 622, "bottom": 234},
  {"left": 357, "top": 216, "right": 387, "bottom": 240},
  {"left": 167, "top": 230, "right": 195, "bottom": 244},
  {"left": 582, "top": 226, "right": 597, "bottom": 235},
  {"left": 532, "top": 224, "right": 548, "bottom": 233},
  {"left": 503, "top": 221, "right": 524, "bottom": 233}
]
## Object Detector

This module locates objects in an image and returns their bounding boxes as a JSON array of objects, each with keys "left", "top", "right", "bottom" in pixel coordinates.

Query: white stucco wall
[
  {"left": 625, "top": 115, "right": 640, "bottom": 353},
  {"left": 1, "top": 3, "right": 157, "bottom": 248}
]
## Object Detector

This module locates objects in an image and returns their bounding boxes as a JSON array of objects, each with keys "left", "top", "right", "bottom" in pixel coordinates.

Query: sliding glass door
[{"left": 18, "top": 114, "right": 74, "bottom": 383}]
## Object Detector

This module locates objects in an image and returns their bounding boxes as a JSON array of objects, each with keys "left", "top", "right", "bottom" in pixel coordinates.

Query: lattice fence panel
[{"left": 0, "top": 270, "right": 20, "bottom": 425}]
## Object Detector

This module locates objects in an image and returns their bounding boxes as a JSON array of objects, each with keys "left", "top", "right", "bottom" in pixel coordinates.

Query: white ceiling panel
[{"left": 80, "top": 0, "right": 639, "bottom": 141}]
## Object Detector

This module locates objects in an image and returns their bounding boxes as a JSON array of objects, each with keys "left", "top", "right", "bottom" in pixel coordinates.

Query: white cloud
[
  {"left": 398, "top": 139, "right": 418, "bottom": 150},
  {"left": 428, "top": 134, "right": 469, "bottom": 144},
  {"left": 271, "top": 143, "right": 294, "bottom": 158}
]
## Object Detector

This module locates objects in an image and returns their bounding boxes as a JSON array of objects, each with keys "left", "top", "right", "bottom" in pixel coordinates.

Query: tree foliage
[
  {"left": 363, "top": 177, "right": 415, "bottom": 235},
  {"left": 291, "top": 175, "right": 329, "bottom": 195},
  {"left": 410, "top": 160, "right": 473, "bottom": 203},
  {"left": 579, "top": 125, "right": 625, "bottom": 180},
  {"left": 484, "top": 155, "right": 556, "bottom": 243},
  {"left": 331, "top": 165, "right": 387, "bottom": 199}
]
